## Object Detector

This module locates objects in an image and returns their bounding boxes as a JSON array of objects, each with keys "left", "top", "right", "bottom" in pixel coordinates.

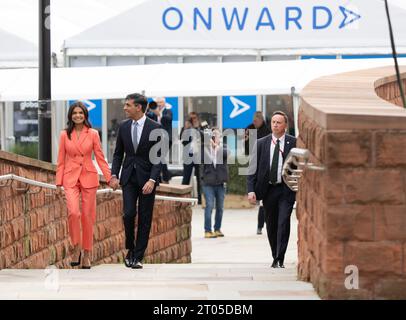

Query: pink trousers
[{"left": 64, "top": 183, "right": 98, "bottom": 251}]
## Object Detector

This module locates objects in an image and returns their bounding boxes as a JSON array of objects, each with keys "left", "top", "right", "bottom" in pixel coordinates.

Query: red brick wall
[
  {"left": 375, "top": 78, "right": 406, "bottom": 107},
  {"left": 0, "top": 151, "right": 192, "bottom": 269},
  {"left": 297, "top": 69, "right": 406, "bottom": 299}
]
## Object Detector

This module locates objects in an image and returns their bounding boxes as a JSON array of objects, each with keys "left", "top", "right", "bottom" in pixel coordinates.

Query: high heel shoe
[
  {"left": 70, "top": 251, "right": 82, "bottom": 267},
  {"left": 82, "top": 254, "right": 91, "bottom": 269}
]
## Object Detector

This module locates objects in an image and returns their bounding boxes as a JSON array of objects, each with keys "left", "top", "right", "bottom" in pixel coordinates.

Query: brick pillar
[{"left": 297, "top": 66, "right": 406, "bottom": 299}]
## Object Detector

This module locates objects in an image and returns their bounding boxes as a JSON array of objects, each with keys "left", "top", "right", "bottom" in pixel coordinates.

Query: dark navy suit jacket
[
  {"left": 111, "top": 117, "right": 162, "bottom": 187},
  {"left": 247, "top": 134, "right": 296, "bottom": 201}
]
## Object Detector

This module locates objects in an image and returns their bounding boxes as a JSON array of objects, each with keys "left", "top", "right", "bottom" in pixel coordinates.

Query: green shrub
[
  {"left": 11, "top": 143, "right": 38, "bottom": 159},
  {"left": 227, "top": 163, "right": 249, "bottom": 195}
]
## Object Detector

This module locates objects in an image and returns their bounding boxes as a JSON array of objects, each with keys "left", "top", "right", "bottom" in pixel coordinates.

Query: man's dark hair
[
  {"left": 254, "top": 111, "right": 265, "bottom": 121},
  {"left": 272, "top": 111, "right": 288, "bottom": 124},
  {"left": 126, "top": 93, "right": 148, "bottom": 113}
]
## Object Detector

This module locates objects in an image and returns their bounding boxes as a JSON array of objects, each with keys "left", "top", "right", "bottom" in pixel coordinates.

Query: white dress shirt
[{"left": 269, "top": 134, "right": 285, "bottom": 184}]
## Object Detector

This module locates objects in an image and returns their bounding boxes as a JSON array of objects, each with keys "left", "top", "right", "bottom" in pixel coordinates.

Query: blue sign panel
[
  {"left": 165, "top": 97, "right": 179, "bottom": 129},
  {"left": 68, "top": 100, "right": 102, "bottom": 129},
  {"left": 223, "top": 95, "right": 256, "bottom": 129}
]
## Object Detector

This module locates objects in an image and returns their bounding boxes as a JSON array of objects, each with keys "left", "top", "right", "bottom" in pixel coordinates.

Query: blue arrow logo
[
  {"left": 229, "top": 96, "right": 251, "bottom": 119},
  {"left": 339, "top": 6, "right": 361, "bottom": 29}
]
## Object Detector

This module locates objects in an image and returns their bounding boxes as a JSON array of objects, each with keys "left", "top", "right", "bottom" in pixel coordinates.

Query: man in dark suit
[
  {"left": 247, "top": 111, "right": 296, "bottom": 268},
  {"left": 147, "top": 97, "right": 173, "bottom": 183},
  {"left": 110, "top": 93, "right": 162, "bottom": 269},
  {"left": 244, "top": 111, "right": 271, "bottom": 235}
]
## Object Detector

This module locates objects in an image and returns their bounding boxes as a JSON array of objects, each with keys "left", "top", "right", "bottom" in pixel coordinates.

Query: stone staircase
[
  {"left": 0, "top": 263, "right": 318, "bottom": 300},
  {"left": 0, "top": 207, "right": 319, "bottom": 300}
]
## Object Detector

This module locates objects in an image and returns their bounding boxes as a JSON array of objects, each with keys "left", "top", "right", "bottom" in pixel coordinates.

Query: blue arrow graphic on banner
[
  {"left": 229, "top": 96, "right": 251, "bottom": 119},
  {"left": 339, "top": 6, "right": 361, "bottom": 29}
]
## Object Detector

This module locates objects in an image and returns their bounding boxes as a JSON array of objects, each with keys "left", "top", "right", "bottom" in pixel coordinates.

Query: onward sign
[{"left": 162, "top": 5, "right": 361, "bottom": 32}]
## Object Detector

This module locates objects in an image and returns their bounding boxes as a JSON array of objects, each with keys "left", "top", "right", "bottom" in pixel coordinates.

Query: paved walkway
[{"left": 0, "top": 207, "right": 319, "bottom": 300}]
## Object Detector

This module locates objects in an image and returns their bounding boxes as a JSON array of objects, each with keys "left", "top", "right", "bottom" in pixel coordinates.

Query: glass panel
[
  {"left": 12, "top": 101, "right": 39, "bottom": 158},
  {"left": 145, "top": 56, "right": 178, "bottom": 64},
  {"left": 106, "top": 98, "right": 126, "bottom": 162},
  {"left": 265, "top": 95, "right": 295, "bottom": 136},
  {"left": 262, "top": 55, "right": 297, "bottom": 61},
  {"left": 222, "top": 56, "right": 257, "bottom": 63},
  {"left": 183, "top": 56, "right": 219, "bottom": 63},
  {"left": 70, "top": 56, "right": 102, "bottom": 68},
  {"left": 107, "top": 56, "right": 140, "bottom": 66},
  {"left": 183, "top": 96, "right": 217, "bottom": 128}
]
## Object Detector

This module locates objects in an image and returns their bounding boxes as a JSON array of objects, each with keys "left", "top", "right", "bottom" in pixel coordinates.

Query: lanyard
[{"left": 272, "top": 138, "right": 284, "bottom": 154}]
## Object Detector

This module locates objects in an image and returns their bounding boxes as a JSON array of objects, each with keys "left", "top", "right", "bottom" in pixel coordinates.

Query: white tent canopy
[
  {"left": 0, "top": 28, "right": 37, "bottom": 68},
  {"left": 65, "top": 0, "right": 406, "bottom": 56},
  {"left": 0, "top": 0, "right": 145, "bottom": 53},
  {"left": 0, "top": 58, "right": 405, "bottom": 102}
]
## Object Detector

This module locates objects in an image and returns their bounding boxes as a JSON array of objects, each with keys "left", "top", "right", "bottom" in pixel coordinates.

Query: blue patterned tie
[{"left": 132, "top": 121, "right": 138, "bottom": 154}]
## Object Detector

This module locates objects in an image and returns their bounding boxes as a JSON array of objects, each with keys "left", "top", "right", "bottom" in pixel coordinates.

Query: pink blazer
[{"left": 56, "top": 127, "right": 111, "bottom": 188}]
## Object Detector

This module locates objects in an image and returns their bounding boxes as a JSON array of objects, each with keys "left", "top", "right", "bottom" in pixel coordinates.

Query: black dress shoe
[
  {"left": 271, "top": 259, "right": 279, "bottom": 268},
  {"left": 70, "top": 252, "right": 82, "bottom": 267},
  {"left": 124, "top": 250, "right": 134, "bottom": 268},
  {"left": 278, "top": 260, "right": 285, "bottom": 268},
  {"left": 132, "top": 260, "right": 143, "bottom": 269}
]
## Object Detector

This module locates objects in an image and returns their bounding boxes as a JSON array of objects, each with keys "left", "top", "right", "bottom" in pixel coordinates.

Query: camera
[
  {"left": 147, "top": 101, "right": 158, "bottom": 110},
  {"left": 200, "top": 120, "right": 212, "bottom": 138},
  {"left": 201, "top": 120, "right": 209, "bottom": 129}
]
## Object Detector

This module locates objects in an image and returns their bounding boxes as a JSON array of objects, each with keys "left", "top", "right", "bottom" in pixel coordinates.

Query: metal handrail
[
  {"left": 282, "top": 148, "right": 325, "bottom": 192},
  {"left": 0, "top": 174, "right": 198, "bottom": 204}
]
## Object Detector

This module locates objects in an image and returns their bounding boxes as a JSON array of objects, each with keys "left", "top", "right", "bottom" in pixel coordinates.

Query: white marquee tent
[
  {"left": 0, "top": 0, "right": 145, "bottom": 53},
  {"left": 64, "top": 0, "right": 406, "bottom": 56},
  {"left": 0, "top": 58, "right": 405, "bottom": 102},
  {"left": 0, "top": 28, "right": 37, "bottom": 68}
]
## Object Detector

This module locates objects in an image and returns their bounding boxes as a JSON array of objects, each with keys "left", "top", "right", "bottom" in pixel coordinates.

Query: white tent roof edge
[{"left": 0, "top": 58, "right": 406, "bottom": 102}]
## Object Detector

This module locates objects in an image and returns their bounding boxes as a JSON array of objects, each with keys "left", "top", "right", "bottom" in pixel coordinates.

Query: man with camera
[{"left": 201, "top": 127, "right": 230, "bottom": 238}]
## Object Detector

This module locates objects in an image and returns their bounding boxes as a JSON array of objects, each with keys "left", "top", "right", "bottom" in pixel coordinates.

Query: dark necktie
[{"left": 270, "top": 139, "right": 280, "bottom": 184}]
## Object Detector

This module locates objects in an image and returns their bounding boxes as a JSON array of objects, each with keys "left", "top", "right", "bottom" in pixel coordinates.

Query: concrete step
[{"left": 0, "top": 263, "right": 319, "bottom": 300}]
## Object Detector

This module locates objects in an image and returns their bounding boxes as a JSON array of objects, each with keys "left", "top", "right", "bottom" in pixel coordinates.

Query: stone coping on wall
[
  {"left": 0, "top": 150, "right": 192, "bottom": 195},
  {"left": 0, "top": 150, "right": 55, "bottom": 172},
  {"left": 300, "top": 66, "right": 406, "bottom": 130}
]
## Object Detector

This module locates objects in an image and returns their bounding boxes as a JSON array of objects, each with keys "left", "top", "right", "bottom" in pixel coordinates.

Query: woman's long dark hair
[{"left": 66, "top": 101, "right": 92, "bottom": 140}]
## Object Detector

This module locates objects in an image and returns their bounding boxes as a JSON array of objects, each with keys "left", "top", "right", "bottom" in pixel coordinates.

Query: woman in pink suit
[{"left": 56, "top": 101, "right": 112, "bottom": 269}]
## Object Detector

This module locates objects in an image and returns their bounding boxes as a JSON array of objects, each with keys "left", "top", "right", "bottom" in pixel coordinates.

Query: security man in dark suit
[
  {"left": 110, "top": 93, "right": 163, "bottom": 269},
  {"left": 146, "top": 97, "right": 173, "bottom": 183},
  {"left": 244, "top": 111, "right": 271, "bottom": 235},
  {"left": 247, "top": 111, "right": 296, "bottom": 268}
]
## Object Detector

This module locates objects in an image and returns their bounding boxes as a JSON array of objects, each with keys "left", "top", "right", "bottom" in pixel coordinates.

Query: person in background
[
  {"left": 56, "top": 101, "right": 112, "bottom": 269},
  {"left": 181, "top": 112, "right": 203, "bottom": 205},
  {"left": 245, "top": 111, "right": 271, "bottom": 235},
  {"left": 147, "top": 97, "right": 173, "bottom": 183},
  {"left": 201, "top": 128, "right": 230, "bottom": 238}
]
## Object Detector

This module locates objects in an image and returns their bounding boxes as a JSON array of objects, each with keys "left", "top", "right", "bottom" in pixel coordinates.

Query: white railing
[
  {"left": 0, "top": 174, "right": 198, "bottom": 204},
  {"left": 282, "top": 148, "right": 325, "bottom": 192}
]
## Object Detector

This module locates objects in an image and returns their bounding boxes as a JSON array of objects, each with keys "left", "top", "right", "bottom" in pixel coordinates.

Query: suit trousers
[
  {"left": 182, "top": 162, "right": 202, "bottom": 204},
  {"left": 122, "top": 169, "right": 156, "bottom": 261},
  {"left": 262, "top": 184, "right": 295, "bottom": 264},
  {"left": 161, "top": 140, "right": 172, "bottom": 182},
  {"left": 257, "top": 206, "right": 265, "bottom": 229},
  {"left": 64, "top": 183, "right": 98, "bottom": 251}
]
